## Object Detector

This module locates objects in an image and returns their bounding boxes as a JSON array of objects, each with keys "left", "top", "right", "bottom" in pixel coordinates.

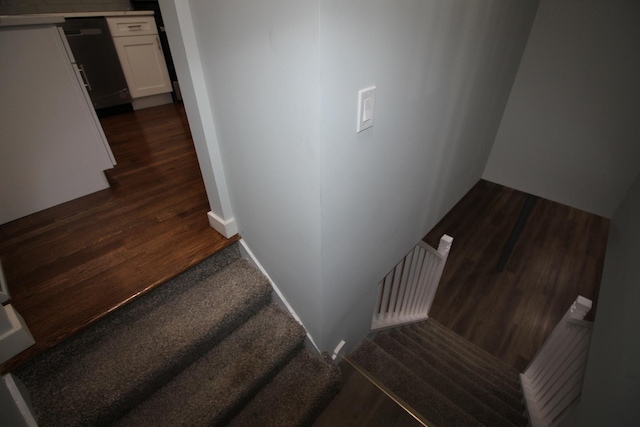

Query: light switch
[
  {"left": 363, "top": 98, "right": 373, "bottom": 121},
  {"left": 357, "top": 86, "right": 376, "bottom": 133}
]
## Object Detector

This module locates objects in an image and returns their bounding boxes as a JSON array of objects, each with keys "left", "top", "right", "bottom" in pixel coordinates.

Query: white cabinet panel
[
  {"left": 0, "top": 25, "right": 113, "bottom": 225},
  {"left": 112, "top": 34, "right": 172, "bottom": 99}
]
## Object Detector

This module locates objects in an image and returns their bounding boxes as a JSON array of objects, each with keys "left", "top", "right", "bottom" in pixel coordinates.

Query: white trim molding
[
  {"left": 238, "top": 239, "right": 320, "bottom": 354},
  {"left": 1, "top": 374, "right": 38, "bottom": 427},
  {"left": 0, "top": 305, "right": 35, "bottom": 365},
  {"left": 207, "top": 211, "right": 238, "bottom": 239},
  {"left": 159, "top": 0, "right": 236, "bottom": 221},
  {"left": 372, "top": 235, "right": 453, "bottom": 331},
  {"left": 131, "top": 93, "right": 173, "bottom": 110},
  {"left": 0, "top": 258, "right": 9, "bottom": 304},
  {"left": 521, "top": 295, "right": 593, "bottom": 427}
]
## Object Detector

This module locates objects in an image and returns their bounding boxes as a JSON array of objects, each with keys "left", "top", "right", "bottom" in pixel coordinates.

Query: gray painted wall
[
  {"left": 317, "top": 0, "right": 538, "bottom": 351},
  {"left": 561, "top": 172, "right": 640, "bottom": 427},
  {"left": 186, "top": 0, "right": 325, "bottom": 341},
  {"left": 165, "top": 0, "right": 538, "bottom": 352},
  {"left": 483, "top": 0, "right": 640, "bottom": 218}
]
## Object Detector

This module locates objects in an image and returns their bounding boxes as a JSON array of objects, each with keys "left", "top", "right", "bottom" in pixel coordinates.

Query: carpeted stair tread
[
  {"left": 408, "top": 323, "right": 522, "bottom": 398},
  {"left": 398, "top": 327, "right": 524, "bottom": 413},
  {"left": 416, "top": 319, "right": 521, "bottom": 385},
  {"left": 17, "top": 251, "right": 273, "bottom": 427},
  {"left": 407, "top": 324, "right": 521, "bottom": 395},
  {"left": 116, "top": 303, "right": 307, "bottom": 427},
  {"left": 387, "top": 329, "right": 527, "bottom": 424},
  {"left": 229, "top": 349, "right": 341, "bottom": 427},
  {"left": 375, "top": 332, "right": 527, "bottom": 426},
  {"left": 350, "top": 339, "right": 484, "bottom": 427}
]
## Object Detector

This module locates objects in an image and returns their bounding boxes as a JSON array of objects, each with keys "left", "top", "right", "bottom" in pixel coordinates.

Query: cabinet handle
[
  {"left": 127, "top": 24, "right": 143, "bottom": 31},
  {"left": 156, "top": 36, "right": 161, "bottom": 51},
  {"left": 77, "top": 64, "right": 92, "bottom": 91}
]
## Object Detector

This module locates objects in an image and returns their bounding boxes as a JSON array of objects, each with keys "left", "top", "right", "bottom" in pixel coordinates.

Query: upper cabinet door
[{"left": 112, "top": 34, "right": 172, "bottom": 99}]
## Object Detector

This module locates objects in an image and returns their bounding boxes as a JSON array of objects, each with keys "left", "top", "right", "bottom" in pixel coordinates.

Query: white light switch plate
[{"left": 357, "top": 86, "right": 376, "bottom": 133}]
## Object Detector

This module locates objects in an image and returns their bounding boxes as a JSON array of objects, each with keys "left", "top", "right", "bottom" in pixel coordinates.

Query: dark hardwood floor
[
  {"left": 0, "top": 103, "right": 237, "bottom": 373},
  {"left": 314, "top": 180, "right": 609, "bottom": 424},
  {"left": 424, "top": 180, "right": 609, "bottom": 371}
]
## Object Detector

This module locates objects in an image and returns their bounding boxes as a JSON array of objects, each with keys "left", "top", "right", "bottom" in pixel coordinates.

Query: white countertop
[
  {"left": 38, "top": 10, "right": 154, "bottom": 18},
  {"left": 0, "top": 10, "right": 153, "bottom": 28},
  {"left": 0, "top": 15, "right": 65, "bottom": 27}
]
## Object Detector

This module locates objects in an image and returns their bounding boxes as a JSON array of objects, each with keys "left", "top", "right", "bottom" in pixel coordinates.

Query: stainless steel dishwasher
[{"left": 59, "top": 17, "right": 132, "bottom": 112}]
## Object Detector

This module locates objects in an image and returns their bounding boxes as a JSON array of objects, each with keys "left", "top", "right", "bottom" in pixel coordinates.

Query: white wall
[
  {"left": 317, "top": 0, "right": 538, "bottom": 350},
  {"left": 161, "top": 0, "right": 538, "bottom": 352},
  {"left": 561, "top": 172, "right": 640, "bottom": 427},
  {"left": 483, "top": 0, "right": 640, "bottom": 218},
  {"left": 184, "top": 0, "right": 325, "bottom": 340}
]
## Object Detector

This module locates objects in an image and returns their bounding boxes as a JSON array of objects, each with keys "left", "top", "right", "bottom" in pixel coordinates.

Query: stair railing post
[
  {"left": 422, "top": 234, "right": 453, "bottom": 317},
  {"left": 568, "top": 296, "right": 592, "bottom": 320},
  {"left": 437, "top": 234, "right": 454, "bottom": 257},
  {"left": 521, "top": 295, "right": 594, "bottom": 427},
  {"left": 371, "top": 234, "right": 453, "bottom": 331},
  {"left": 524, "top": 296, "right": 592, "bottom": 377}
]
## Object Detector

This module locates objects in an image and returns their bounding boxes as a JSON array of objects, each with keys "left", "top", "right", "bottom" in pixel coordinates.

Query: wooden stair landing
[{"left": 424, "top": 179, "right": 609, "bottom": 371}]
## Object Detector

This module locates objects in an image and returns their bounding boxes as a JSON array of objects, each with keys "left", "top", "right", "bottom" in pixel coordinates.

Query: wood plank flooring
[
  {"left": 0, "top": 103, "right": 237, "bottom": 373},
  {"left": 314, "top": 180, "right": 609, "bottom": 424},
  {"left": 424, "top": 180, "right": 609, "bottom": 371}
]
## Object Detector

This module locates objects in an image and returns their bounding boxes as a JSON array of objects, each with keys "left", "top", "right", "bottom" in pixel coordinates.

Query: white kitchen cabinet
[
  {"left": 0, "top": 24, "right": 114, "bottom": 225},
  {"left": 107, "top": 16, "right": 172, "bottom": 99}
]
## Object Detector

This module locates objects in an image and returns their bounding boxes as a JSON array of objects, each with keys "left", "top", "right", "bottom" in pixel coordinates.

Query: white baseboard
[
  {"left": 207, "top": 211, "right": 238, "bottom": 238},
  {"left": 131, "top": 93, "right": 173, "bottom": 110},
  {"left": 0, "top": 258, "right": 8, "bottom": 304},
  {"left": 1, "top": 374, "right": 37, "bottom": 427},
  {"left": 238, "top": 239, "right": 320, "bottom": 354},
  {"left": 0, "top": 305, "right": 35, "bottom": 365}
]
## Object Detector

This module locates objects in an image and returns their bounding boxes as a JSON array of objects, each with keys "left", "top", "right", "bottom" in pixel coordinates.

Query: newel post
[
  {"left": 437, "top": 234, "right": 454, "bottom": 257},
  {"left": 569, "top": 295, "right": 592, "bottom": 320}
]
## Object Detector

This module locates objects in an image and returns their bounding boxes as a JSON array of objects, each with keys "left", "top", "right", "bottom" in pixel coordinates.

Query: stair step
[
  {"left": 407, "top": 323, "right": 521, "bottom": 395},
  {"left": 350, "top": 339, "right": 485, "bottom": 427},
  {"left": 417, "top": 319, "right": 521, "bottom": 385},
  {"left": 387, "top": 328, "right": 526, "bottom": 422},
  {"left": 229, "top": 349, "right": 341, "bottom": 427},
  {"left": 375, "top": 332, "right": 527, "bottom": 426},
  {"left": 398, "top": 327, "right": 525, "bottom": 413},
  {"left": 116, "top": 303, "right": 306, "bottom": 426},
  {"left": 16, "top": 253, "right": 273, "bottom": 427}
]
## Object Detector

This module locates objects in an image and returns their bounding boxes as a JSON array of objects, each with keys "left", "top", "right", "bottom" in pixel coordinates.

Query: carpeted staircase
[
  {"left": 350, "top": 320, "right": 529, "bottom": 427},
  {"left": 14, "top": 243, "right": 340, "bottom": 427}
]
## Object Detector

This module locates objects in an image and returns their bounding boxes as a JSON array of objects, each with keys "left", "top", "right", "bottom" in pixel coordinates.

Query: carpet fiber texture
[
  {"left": 15, "top": 243, "right": 340, "bottom": 426},
  {"left": 350, "top": 319, "right": 528, "bottom": 427}
]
